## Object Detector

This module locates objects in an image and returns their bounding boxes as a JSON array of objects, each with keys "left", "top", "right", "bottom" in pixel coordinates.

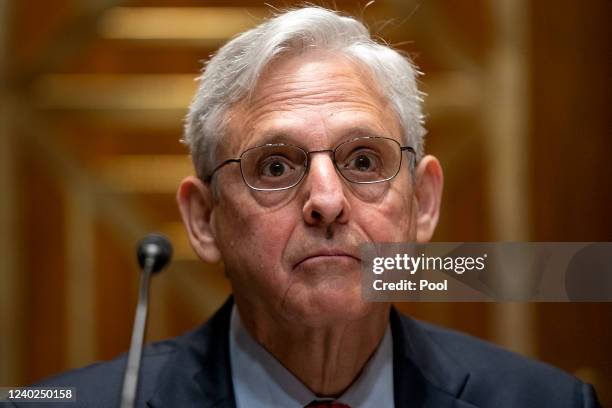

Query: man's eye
[
  {"left": 346, "top": 152, "right": 379, "bottom": 172},
  {"left": 261, "top": 159, "right": 291, "bottom": 177}
]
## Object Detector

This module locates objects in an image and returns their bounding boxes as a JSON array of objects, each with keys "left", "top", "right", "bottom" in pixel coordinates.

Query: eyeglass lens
[{"left": 240, "top": 138, "right": 403, "bottom": 191}]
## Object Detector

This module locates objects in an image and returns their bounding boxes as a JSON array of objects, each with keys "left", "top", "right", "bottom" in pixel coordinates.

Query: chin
[{"left": 281, "top": 282, "right": 375, "bottom": 328}]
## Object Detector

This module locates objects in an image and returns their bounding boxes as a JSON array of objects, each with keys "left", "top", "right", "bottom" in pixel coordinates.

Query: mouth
[{"left": 294, "top": 250, "right": 361, "bottom": 269}]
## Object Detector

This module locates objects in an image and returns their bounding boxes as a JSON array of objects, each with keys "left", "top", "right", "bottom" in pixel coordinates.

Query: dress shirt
[{"left": 229, "top": 306, "right": 395, "bottom": 408}]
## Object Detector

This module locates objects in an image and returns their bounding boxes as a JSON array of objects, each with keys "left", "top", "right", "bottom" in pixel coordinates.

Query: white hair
[{"left": 183, "top": 6, "right": 426, "bottom": 178}]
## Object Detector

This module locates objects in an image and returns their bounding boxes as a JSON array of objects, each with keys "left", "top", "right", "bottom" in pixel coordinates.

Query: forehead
[{"left": 224, "top": 51, "right": 402, "bottom": 154}]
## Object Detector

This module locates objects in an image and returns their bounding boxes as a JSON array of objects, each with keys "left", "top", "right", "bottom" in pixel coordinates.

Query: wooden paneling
[
  {"left": 529, "top": 0, "right": 612, "bottom": 399},
  {"left": 19, "top": 137, "right": 69, "bottom": 384}
]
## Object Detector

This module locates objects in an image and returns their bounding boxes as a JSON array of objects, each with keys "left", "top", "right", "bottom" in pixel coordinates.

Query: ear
[
  {"left": 177, "top": 176, "right": 221, "bottom": 263},
  {"left": 414, "top": 155, "right": 444, "bottom": 242}
]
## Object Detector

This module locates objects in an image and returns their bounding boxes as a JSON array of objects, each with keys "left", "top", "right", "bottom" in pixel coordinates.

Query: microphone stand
[
  {"left": 119, "top": 234, "right": 172, "bottom": 408},
  {"left": 120, "top": 256, "right": 155, "bottom": 408}
]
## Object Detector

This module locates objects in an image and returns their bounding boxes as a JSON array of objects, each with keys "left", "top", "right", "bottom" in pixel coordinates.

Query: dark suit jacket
[{"left": 8, "top": 297, "right": 601, "bottom": 408}]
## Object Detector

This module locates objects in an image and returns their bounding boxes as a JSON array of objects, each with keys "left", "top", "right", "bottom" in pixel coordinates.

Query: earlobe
[
  {"left": 176, "top": 176, "right": 221, "bottom": 263},
  {"left": 414, "top": 155, "right": 444, "bottom": 242}
]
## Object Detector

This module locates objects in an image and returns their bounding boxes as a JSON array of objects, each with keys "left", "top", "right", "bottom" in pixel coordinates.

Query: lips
[{"left": 294, "top": 249, "right": 361, "bottom": 269}]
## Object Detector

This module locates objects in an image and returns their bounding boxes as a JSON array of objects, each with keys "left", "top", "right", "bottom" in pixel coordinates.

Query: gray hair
[{"left": 183, "top": 6, "right": 426, "bottom": 179}]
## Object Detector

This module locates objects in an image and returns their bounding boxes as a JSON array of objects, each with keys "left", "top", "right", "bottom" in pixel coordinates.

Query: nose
[{"left": 302, "top": 153, "right": 351, "bottom": 227}]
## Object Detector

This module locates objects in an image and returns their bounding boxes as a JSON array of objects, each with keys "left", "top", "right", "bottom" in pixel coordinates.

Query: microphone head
[{"left": 137, "top": 233, "right": 173, "bottom": 273}]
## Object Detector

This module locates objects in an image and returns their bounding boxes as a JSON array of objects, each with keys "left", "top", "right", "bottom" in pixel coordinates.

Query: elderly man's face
[{"left": 180, "top": 51, "right": 441, "bottom": 327}]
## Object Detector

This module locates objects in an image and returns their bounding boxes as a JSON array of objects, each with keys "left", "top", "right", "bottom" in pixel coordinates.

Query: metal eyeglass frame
[{"left": 203, "top": 136, "right": 416, "bottom": 192}]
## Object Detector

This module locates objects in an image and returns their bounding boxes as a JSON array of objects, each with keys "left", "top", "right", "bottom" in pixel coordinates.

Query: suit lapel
[
  {"left": 391, "top": 308, "right": 479, "bottom": 408},
  {"left": 147, "top": 300, "right": 478, "bottom": 408},
  {"left": 147, "top": 298, "right": 236, "bottom": 408}
]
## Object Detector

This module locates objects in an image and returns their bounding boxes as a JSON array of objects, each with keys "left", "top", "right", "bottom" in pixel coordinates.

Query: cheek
[
  {"left": 214, "top": 192, "right": 297, "bottom": 280},
  {"left": 356, "top": 183, "right": 415, "bottom": 242}
]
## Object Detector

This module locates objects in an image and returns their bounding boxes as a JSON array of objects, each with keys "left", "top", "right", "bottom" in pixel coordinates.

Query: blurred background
[{"left": 0, "top": 0, "right": 610, "bottom": 404}]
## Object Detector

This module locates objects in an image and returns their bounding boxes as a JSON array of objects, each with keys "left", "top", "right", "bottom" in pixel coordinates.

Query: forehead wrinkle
[
  {"left": 225, "top": 54, "right": 399, "bottom": 157},
  {"left": 245, "top": 94, "right": 386, "bottom": 123},
  {"left": 246, "top": 53, "right": 391, "bottom": 117},
  {"left": 241, "top": 82, "right": 391, "bottom": 134},
  {"left": 238, "top": 98, "right": 391, "bottom": 152},
  {"left": 249, "top": 71, "right": 387, "bottom": 111}
]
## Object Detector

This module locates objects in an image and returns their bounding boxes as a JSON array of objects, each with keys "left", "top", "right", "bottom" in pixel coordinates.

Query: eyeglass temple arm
[
  {"left": 203, "top": 158, "right": 240, "bottom": 182},
  {"left": 401, "top": 146, "right": 417, "bottom": 174}
]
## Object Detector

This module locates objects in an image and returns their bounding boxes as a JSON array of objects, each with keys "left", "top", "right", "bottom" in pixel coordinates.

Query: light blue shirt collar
[{"left": 229, "top": 305, "right": 395, "bottom": 408}]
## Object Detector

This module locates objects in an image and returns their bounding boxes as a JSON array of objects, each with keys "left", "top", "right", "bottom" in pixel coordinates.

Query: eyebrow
[{"left": 252, "top": 126, "right": 391, "bottom": 148}]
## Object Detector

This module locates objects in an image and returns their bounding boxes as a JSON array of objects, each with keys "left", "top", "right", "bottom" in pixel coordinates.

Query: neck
[{"left": 235, "top": 298, "right": 391, "bottom": 397}]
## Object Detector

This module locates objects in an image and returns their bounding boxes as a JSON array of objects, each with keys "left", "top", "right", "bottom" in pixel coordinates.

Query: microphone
[
  {"left": 120, "top": 233, "right": 173, "bottom": 408},
  {"left": 137, "top": 233, "right": 172, "bottom": 273}
]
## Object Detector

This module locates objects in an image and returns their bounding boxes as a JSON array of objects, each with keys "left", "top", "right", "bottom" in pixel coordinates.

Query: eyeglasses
[{"left": 204, "top": 136, "right": 415, "bottom": 191}]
